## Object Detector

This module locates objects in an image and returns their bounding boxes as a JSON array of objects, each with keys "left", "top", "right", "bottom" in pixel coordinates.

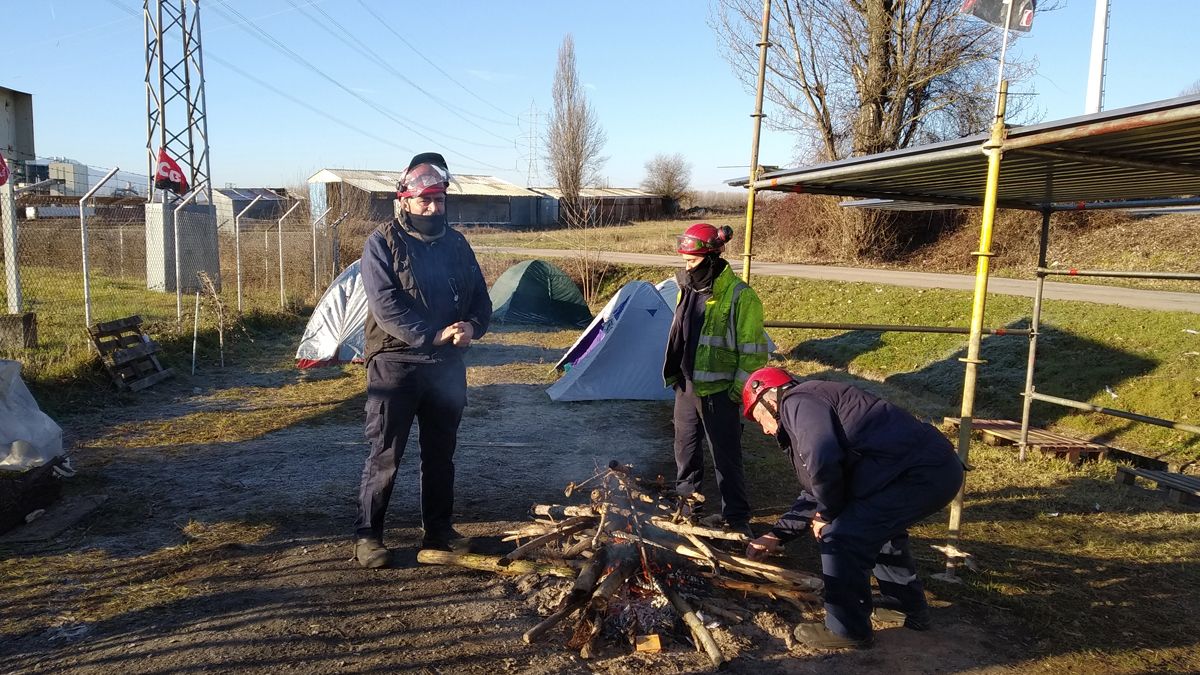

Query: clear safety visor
[
  {"left": 398, "top": 163, "right": 452, "bottom": 198},
  {"left": 677, "top": 234, "right": 713, "bottom": 254}
]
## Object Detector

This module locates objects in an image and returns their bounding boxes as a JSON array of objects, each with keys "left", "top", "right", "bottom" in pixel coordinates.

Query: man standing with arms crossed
[{"left": 353, "top": 152, "right": 491, "bottom": 569}]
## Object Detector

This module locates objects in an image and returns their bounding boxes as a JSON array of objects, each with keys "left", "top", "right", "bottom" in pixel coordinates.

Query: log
[
  {"left": 417, "top": 550, "right": 576, "bottom": 578},
  {"left": 560, "top": 533, "right": 595, "bottom": 559},
  {"left": 649, "top": 516, "right": 749, "bottom": 542},
  {"left": 684, "top": 533, "right": 721, "bottom": 573},
  {"left": 660, "top": 578, "right": 725, "bottom": 669},
  {"left": 522, "top": 551, "right": 609, "bottom": 644},
  {"left": 695, "top": 600, "right": 746, "bottom": 624},
  {"left": 705, "top": 575, "right": 822, "bottom": 603},
  {"left": 498, "top": 518, "right": 593, "bottom": 566},
  {"left": 578, "top": 553, "right": 637, "bottom": 659},
  {"left": 523, "top": 596, "right": 588, "bottom": 644},
  {"left": 533, "top": 504, "right": 599, "bottom": 519},
  {"left": 675, "top": 544, "right": 822, "bottom": 590}
]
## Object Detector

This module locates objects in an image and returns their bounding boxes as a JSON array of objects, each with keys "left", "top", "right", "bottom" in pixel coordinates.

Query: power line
[
  {"left": 205, "top": 0, "right": 511, "bottom": 171},
  {"left": 354, "top": 0, "right": 518, "bottom": 123},
  {"left": 295, "top": 0, "right": 515, "bottom": 133}
]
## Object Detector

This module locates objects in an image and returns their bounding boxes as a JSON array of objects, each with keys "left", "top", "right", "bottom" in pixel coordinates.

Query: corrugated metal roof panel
[
  {"left": 731, "top": 93, "right": 1200, "bottom": 210},
  {"left": 531, "top": 187, "right": 660, "bottom": 199},
  {"left": 214, "top": 187, "right": 286, "bottom": 202},
  {"left": 308, "top": 168, "right": 540, "bottom": 197}
]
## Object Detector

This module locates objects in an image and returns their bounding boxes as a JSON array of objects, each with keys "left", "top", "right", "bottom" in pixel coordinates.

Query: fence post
[
  {"left": 311, "top": 207, "right": 331, "bottom": 295},
  {"left": 1, "top": 182, "right": 20, "bottom": 314},
  {"left": 233, "top": 194, "right": 263, "bottom": 313},
  {"left": 328, "top": 211, "right": 349, "bottom": 282},
  {"left": 80, "top": 166, "right": 120, "bottom": 328},
  {"left": 173, "top": 181, "right": 208, "bottom": 321},
  {"left": 277, "top": 201, "right": 305, "bottom": 309}
]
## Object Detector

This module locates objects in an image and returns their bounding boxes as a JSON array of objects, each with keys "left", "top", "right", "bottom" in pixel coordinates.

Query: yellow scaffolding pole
[
  {"left": 945, "top": 81, "right": 1009, "bottom": 577},
  {"left": 741, "top": 0, "right": 771, "bottom": 283}
]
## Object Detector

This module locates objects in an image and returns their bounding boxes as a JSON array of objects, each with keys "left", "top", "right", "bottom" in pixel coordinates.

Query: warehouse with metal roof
[{"left": 307, "top": 168, "right": 547, "bottom": 227}]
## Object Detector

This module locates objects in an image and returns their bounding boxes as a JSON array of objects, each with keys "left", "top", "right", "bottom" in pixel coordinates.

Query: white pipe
[
  {"left": 311, "top": 207, "right": 332, "bottom": 295},
  {"left": 173, "top": 180, "right": 208, "bottom": 321},
  {"left": 233, "top": 194, "right": 263, "bottom": 314},
  {"left": 80, "top": 166, "right": 121, "bottom": 328},
  {"left": 278, "top": 201, "right": 306, "bottom": 308},
  {"left": 191, "top": 290, "right": 200, "bottom": 374},
  {"left": 1, "top": 182, "right": 20, "bottom": 314},
  {"left": 1085, "top": 0, "right": 1110, "bottom": 114}
]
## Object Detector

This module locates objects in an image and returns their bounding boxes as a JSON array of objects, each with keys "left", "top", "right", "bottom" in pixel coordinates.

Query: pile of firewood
[{"left": 417, "top": 461, "right": 822, "bottom": 668}]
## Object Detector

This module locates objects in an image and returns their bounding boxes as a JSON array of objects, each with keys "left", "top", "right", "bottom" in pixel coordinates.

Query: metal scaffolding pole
[
  {"left": 740, "top": 0, "right": 771, "bottom": 283},
  {"left": 1018, "top": 209, "right": 1053, "bottom": 460}
]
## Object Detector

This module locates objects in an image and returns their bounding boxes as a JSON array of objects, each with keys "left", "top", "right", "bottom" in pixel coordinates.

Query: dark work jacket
[
  {"left": 362, "top": 219, "right": 491, "bottom": 364},
  {"left": 769, "top": 380, "right": 957, "bottom": 542}
]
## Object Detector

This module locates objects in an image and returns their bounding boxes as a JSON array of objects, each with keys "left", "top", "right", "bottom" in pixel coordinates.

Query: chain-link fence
[{"left": 0, "top": 162, "right": 359, "bottom": 379}]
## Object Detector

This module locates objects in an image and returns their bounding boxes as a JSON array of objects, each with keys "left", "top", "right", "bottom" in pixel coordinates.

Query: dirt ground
[{"left": 1, "top": 327, "right": 1032, "bottom": 674}]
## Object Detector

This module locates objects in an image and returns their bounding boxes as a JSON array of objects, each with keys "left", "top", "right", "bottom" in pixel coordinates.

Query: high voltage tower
[
  {"left": 144, "top": 0, "right": 212, "bottom": 202},
  {"left": 518, "top": 101, "right": 545, "bottom": 188}
]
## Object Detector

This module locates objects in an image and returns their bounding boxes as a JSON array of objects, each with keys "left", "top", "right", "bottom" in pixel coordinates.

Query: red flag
[
  {"left": 961, "top": 0, "right": 1035, "bottom": 32},
  {"left": 0, "top": 151, "right": 9, "bottom": 188},
  {"left": 154, "top": 147, "right": 190, "bottom": 195}
]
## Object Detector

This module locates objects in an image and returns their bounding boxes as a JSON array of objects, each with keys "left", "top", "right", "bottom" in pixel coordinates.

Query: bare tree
[
  {"left": 712, "top": 0, "right": 1040, "bottom": 161},
  {"left": 1181, "top": 79, "right": 1200, "bottom": 96},
  {"left": 545, "top": 34, "right": 607, "bottom": 226},
  {"left": 642, "top": 153, "right": 693, "bottom": 211},
  {"left": 544, "top": 34, "right": 608, "bottom": 303}
]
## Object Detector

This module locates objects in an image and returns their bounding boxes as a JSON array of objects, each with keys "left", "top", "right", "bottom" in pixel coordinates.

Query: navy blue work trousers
[
  {"left": 354, "top": 356, "right": 467, "bottom": 542},
  {"left": 818, "top": 455, "right": 964, "bottom": 639},
  {"left": 672, "top": 380, "right": 751, "bottom": 525}
]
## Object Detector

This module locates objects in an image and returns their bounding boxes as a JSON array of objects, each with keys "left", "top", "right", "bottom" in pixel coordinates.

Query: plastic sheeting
[
  {"left": 296, "top": 259, "right": 369, "bottom": 368},
  {"left": 0, "top": 360, "right": 64, "bottom": 472}
]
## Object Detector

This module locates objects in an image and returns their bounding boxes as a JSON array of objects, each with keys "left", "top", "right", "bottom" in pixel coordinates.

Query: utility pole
[{"left": 1085, "top": 0, "right": 1110, "bottom": 114}]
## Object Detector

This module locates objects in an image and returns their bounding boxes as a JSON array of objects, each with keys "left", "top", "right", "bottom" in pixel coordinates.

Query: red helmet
[
  {"left": 397, "top": 157, "right": 451, "bottom": 198},
  {"left": 676, "top": 223, "right": 732, "bottom": 256},
  {"left": 742, "top": 367, "right": 796, "bottom": 420}
]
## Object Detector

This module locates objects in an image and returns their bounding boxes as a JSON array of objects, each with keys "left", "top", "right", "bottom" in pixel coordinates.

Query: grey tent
[{"left": 547, "top": 281, "right": 674, "bottom": 401}]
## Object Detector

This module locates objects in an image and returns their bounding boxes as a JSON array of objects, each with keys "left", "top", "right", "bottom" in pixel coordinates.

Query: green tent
[{"left": 489, "top": 260, "right": 593, "bottom": 327}]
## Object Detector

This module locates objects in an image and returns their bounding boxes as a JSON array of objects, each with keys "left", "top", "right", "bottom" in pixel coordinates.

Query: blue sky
[{"left": 2, "top": 1, "right": 1197, "bottom": 192}]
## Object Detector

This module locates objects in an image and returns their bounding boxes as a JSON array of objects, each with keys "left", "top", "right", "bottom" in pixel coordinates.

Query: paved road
[{"left": 476, "top": 246, "right": 1200, "bottom": 314}]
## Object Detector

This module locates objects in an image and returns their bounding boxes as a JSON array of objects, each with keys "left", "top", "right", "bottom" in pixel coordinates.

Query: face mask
[
  {"left": 406, "top": 212, "right": 446, "bottom": 237},
  {"left": 685, "top": 254, "right": 724, "bottom": 291}
]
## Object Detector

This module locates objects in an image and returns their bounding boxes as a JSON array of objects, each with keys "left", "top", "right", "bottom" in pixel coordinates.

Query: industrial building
[
  {"left": 307, "top": 168, "right": 669, "bottom": 228},
  {"left": 1, "top": 86, "right": 35, "bottom": 181},
  {"left": 307, "top": 169, "right": 545, "bottom": 227},
  {"left": 213, "top": 187, "right": 288, "bottom": 232}
]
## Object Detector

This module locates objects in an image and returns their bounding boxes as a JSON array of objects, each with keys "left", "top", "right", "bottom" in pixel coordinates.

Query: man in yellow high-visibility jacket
[{"left": 663, "top": 223, "right": 768, "bottom": 536}]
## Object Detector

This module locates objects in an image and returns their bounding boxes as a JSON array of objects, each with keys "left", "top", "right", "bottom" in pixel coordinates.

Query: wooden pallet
[
  {"left": 88, "top": 316, "right": 174, "bottom": 391},
  {"left": 1115, "top": 466, "right": 1200, "bottom": 505},
  {"left": 944, "top": 417, "right": 1109, "bottom": 463}
]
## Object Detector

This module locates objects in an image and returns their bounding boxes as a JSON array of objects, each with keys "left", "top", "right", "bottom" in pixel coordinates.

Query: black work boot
[
  {"left": 793, "top": 622, "right": 873, "bottom": 650},
  {"left": 420, "top": 527, "right": 471, "bottom": 553},
  {"left": 872, "top": 600, "right": 932, "bottom": 631},
  {"left": 353, "top": 538, "right": 390, "bottom": 569}
]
